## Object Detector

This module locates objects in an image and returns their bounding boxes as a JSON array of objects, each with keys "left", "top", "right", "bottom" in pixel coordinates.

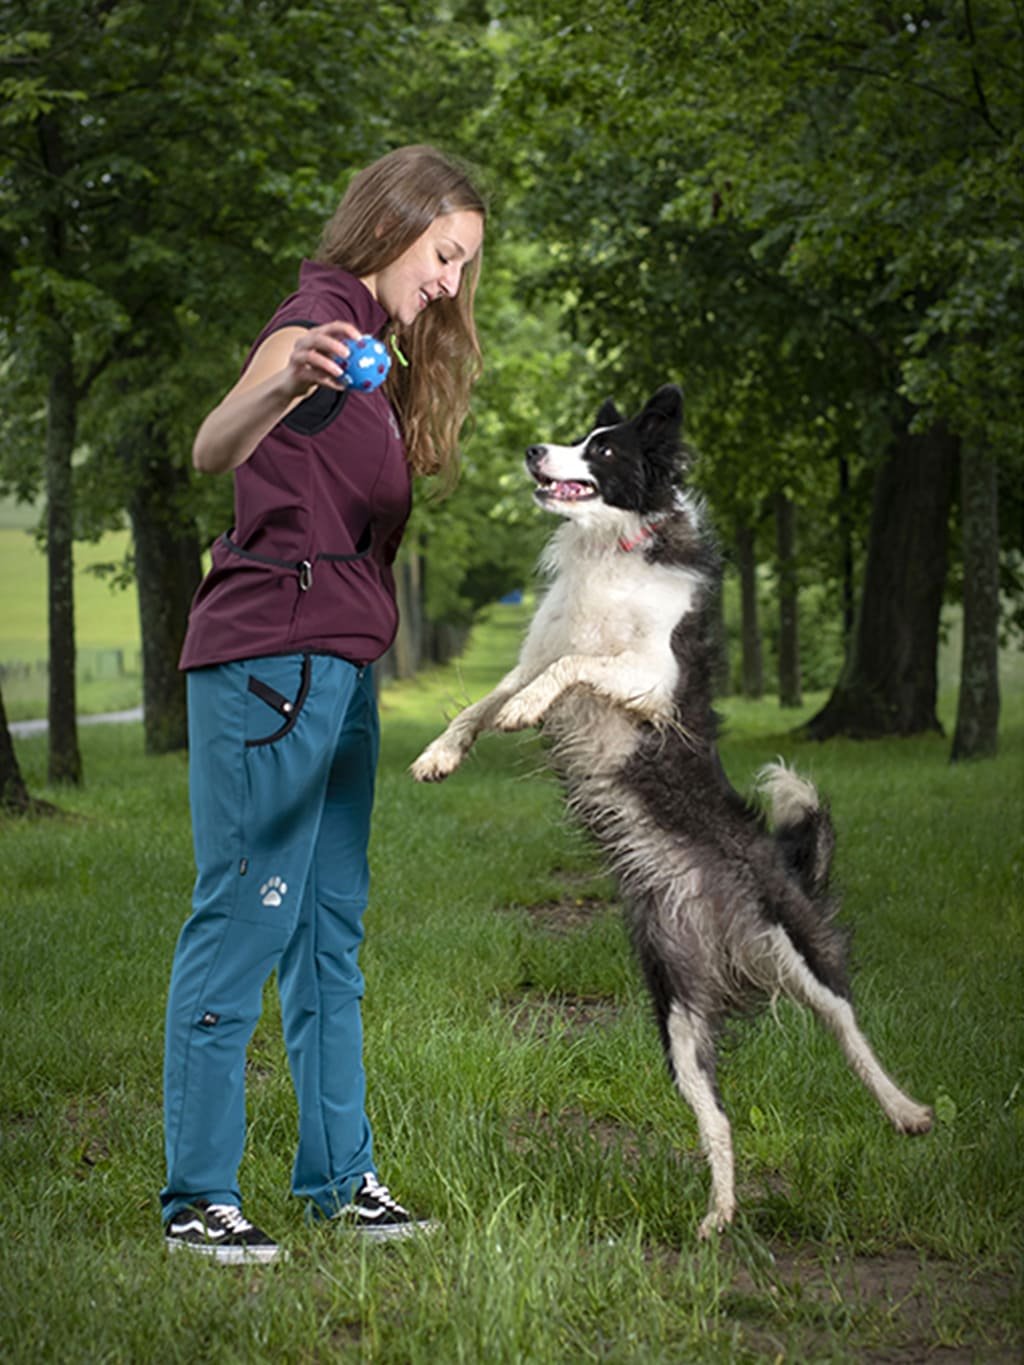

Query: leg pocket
[{"left": 245, "top": 655, "right": 312, "bottom": 747}]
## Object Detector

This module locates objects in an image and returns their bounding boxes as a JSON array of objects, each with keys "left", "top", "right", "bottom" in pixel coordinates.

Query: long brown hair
[{"left": 316, "top": 145, "right": 486, "bottom": 483}]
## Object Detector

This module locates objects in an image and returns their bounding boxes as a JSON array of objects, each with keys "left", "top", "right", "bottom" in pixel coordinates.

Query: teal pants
[{"left": 161, "top": 653, "right": 379, "bottom": 1221}]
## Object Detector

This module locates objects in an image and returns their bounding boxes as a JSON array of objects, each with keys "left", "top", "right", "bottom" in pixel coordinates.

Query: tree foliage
[
  {"left": 1, "top": 0, "right": 1019, "bottom": 766},
  {"left": 0, "top": 0, "right": 557, "bottom": 756},
  {"left": 477, "top": 0, "right": 1022, "bottom": 740}
]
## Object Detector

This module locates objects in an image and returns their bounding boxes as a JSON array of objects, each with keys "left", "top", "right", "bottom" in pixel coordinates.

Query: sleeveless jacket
[{"left": 179, "top": 263, "right": 411, "bottom": 670}]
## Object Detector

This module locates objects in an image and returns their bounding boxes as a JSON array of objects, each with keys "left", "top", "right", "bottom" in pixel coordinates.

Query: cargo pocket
[{"left": 245, "top": 655, "right": 312, "bottom": 747}]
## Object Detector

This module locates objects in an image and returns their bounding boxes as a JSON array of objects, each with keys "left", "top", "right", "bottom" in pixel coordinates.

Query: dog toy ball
[{"left": 335, "top": 335, "right": 391, "bottom": 391}]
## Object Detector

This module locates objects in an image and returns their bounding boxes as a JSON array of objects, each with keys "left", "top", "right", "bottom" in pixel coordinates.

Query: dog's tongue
[{"left": 551, "top": 481, "right": 592, "bottom": 500}]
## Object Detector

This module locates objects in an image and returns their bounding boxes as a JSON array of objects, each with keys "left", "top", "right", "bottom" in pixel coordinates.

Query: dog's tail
[{"left": 756, "top": 759, "right": 836, "bottom": 899}]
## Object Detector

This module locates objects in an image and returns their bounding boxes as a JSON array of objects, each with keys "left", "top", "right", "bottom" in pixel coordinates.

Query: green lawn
[
  {"left": 0, "top": 523, "right": 140, "bottom": 654},
  {"left": 0, "top": 524, "right": 143, "bottom": 720},
  {"left": 1, "top": 604, "right": 1021, "bottom": 1362}
]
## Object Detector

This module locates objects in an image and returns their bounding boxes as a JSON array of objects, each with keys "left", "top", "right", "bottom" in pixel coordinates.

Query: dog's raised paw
[
  {"left": 410, "top": 744, "right": 461, "bottom": 782},
  {"left": 494, "top": 696, "right": 543, "bottom": 731}
]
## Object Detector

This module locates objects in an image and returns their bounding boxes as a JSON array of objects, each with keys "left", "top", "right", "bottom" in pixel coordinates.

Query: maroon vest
[{"left": 180, "top": 264, "right": 411, "bottom": 670}]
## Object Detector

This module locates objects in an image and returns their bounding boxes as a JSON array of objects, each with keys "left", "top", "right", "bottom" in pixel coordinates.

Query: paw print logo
[{"left": 260, "top": 875, "right": 288, "bottom": 908}]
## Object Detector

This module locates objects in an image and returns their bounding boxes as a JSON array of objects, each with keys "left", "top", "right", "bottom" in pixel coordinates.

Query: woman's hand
[
  {"left": 192, "top": 319, "right": 365, "bottom": 474},
  {"left": 280, "top": 320, "right": 364, "bottom": 400}
]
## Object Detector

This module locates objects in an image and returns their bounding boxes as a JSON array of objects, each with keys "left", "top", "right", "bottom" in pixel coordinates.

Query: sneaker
[
  {"left": 333, "top": 1173, "right": 439, "bottom": 1241},
  {"left": 165, "top": 1199, "right": 282, "bottom": 1264}
]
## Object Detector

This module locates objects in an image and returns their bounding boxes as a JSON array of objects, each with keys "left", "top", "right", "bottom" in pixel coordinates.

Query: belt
[{"left": 220, "top": 532, "right": 371, "bottom": 592}]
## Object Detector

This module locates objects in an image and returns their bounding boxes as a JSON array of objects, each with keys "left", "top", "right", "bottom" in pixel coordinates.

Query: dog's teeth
[{"left": 533, "top": 474, "right": 597, "bottom": 502}]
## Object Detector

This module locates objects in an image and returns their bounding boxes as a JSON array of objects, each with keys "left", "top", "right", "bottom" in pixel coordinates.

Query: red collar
[{"left": 617, "top": 519, "right": 661, "bottom": 553}]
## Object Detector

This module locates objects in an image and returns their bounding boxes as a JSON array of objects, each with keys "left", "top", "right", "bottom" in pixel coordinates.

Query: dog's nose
[{"left": 525, "top": 445, "right": 546, "bottom": 470}]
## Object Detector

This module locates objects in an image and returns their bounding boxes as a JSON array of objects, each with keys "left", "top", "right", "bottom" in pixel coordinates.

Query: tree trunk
[
  {"left": 424, "top": 620, "right": 469, "bottom": 667},
  {"left": 951, "top": 444, "right": 1000, "bottom": 761},
  {"left": 736, "top": 521, "right": 763, "bottom": 699},
  {"left": 804, "top": 414, "right": 957, "bottom": 740},
  {"left": 0, "top": 683, "right": 33, "bottom": 814},
  {"left": 128, "top": 442, "right": 203, "bottom": 754},
  {"left": 393, "top": 554, "right": 418, "bottom": 678},
  {"left": 837, "top": 452, "right": 856, "bottom": 643},
  {"left": 709, "top": 568, "right": 731, "bottom": 698},
  {"left": 775, "top": 492, "right": 801, "bottom": 708},
  {"left": 45, "top": 329, "right": 83, "bottom": 786},
  {"left": 378, "top": 551, "right": 422, "bottom": 683},
  {"left": 0, "top": 684, "right": 59, "bottom": 817},
  {"left": 38, "top": 113, "right": 82, "bottom": 785}
]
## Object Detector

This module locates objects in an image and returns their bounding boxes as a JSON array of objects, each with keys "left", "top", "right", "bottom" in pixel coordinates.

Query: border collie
[{"left": 411, "top": 385, "right": 933, "bottom": 1238}]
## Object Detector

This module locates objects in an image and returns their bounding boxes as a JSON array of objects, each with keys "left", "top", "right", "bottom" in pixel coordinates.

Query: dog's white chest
[{"left": 525, "top": 552, "right": 701, "bottom": 667}]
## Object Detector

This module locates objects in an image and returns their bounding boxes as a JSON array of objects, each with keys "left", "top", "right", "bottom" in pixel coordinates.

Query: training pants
[{"left": 161, "top": 653, "right": 379, "bottom": 1221}]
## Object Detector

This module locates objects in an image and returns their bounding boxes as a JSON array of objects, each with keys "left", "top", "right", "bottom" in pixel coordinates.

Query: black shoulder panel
[
  {"left": 284, "top": 384, "right": 349, "bottom": 435},
  {"left": 271, "top": 320, "right": 350, "bottom": 435}
]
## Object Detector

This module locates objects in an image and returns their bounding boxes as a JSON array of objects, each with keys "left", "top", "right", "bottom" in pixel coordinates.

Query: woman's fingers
[{"left": 291, "top": 321, "right": 363, "bottom": 389}]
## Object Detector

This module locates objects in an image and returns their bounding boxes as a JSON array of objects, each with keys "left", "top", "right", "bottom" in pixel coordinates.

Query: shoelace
[
  {"left": 360, "top": 1174, "right": 407, "bottom": 1213},
  {"left": 206, "top": 1203, "right": 255, "bottom": 1233}
]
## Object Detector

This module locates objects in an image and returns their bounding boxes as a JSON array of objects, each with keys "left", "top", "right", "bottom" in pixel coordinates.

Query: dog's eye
[{"left": 598, "top": 445, "right": 615, "bottom": 460}]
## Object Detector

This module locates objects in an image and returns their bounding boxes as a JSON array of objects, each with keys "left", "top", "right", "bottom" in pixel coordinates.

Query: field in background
[{"left": 0, "top": 502, "right": 142, "bottom": 719}]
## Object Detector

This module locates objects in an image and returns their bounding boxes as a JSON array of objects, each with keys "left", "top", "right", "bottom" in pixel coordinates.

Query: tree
[
  {"left": 774, "top": 493, "right": 802, "bottom": 708},
  {"left": 735, "top": 521, "right": 764, "bottom": 698},
  {"left": 805, "top": 418, "right": 958, "bottom": 738},
  {"left": 481, "top": 0, "right": 1022, "bottom": 737},
  {"left": 127, "top": 441, "right": 203, "bottom": 754},
  {"left": 2, "top": 1, "right": 522, "bottom": 727},
  {"left": 951, "top": 444, "right": 1000, "bottom": 759},
  {"left": 0, "top": 2, "right": 402, "bottom": 756},
  {"left": 43, "top": 314, "right": 81, "bottom": 783},
  {"left": 4, "top": 52, "right": 92, "bottom": 783}
]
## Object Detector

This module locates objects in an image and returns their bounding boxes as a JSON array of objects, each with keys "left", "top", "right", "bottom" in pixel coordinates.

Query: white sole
[
  {"left": 346, "top": 1218, "right": 441, "bottom": 1242},
  {"left": 165, "top": 1238, "right": 285, "bottom": 1265}
]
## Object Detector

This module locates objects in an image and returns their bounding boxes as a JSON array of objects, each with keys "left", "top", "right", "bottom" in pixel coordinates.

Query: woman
[{"left": 161, "top": 145, "right": 486, "bottom": 1263}]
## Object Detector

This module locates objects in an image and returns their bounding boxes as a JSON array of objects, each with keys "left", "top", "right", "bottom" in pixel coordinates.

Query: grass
[{"left": 1, "top": 603, "right": 1022, "bottom": 1362}]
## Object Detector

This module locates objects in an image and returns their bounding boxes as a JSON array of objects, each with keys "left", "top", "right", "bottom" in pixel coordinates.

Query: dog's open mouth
[{"left": 533, "top": 477, "right": 598, "bottom": 503}]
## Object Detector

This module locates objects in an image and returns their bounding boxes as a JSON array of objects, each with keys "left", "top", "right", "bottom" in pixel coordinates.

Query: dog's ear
[
  {"left": 639, "top": 386, "right": 683, "bottom": 427},
  {"left": 637, "top": 385, "right": 684, "bottom": 441},
  {"left": 595, "top": 398, "right": 624, "bottom": 429}
]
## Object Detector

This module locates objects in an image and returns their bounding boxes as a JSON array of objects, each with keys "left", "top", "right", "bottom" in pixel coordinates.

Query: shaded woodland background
[{"left": 1, "top": 0, "right": 1020, "bottom": 800}]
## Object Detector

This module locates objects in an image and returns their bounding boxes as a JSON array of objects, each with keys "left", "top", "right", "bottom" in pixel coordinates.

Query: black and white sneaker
[
  {"left": 334, "top": 1173, "right": 439, "bottom": 1241},
  {"left": 165, "top": 1199, "right": 282, "bottom": 1264}
]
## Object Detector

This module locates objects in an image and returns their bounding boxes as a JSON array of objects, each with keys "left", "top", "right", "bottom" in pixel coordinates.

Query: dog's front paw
[
  {"left": 493, "top": 692, "right": 547, "bottom": 732},
  {"left": 410, "top": 740, "right": 464, "bottom": 783}
]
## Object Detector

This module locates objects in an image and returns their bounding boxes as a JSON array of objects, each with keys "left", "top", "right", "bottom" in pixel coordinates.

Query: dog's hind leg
[
  {"left": 766, "top": 927, "right": 934, "bottom": 1134},
  {"left": 665, "top": 1003, "right": 736, "bottom": 1239}
]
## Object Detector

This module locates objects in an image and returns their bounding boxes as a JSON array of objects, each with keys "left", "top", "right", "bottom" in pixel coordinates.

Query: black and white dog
[{"left": 411, "top": 385, "right": 932, "bottom": 1238}]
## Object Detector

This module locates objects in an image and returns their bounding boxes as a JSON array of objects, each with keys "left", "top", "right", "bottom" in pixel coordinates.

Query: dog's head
[{"left": 525, "top": 385, "right": 684, "bottom": 525}]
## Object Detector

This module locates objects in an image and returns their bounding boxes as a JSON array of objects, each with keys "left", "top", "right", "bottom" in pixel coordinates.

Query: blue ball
[{"left": 336, "top": 335, "right": 391, "bottom": 391}]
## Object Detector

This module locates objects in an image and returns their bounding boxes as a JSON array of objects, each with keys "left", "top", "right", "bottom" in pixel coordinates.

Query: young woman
[{"left": 161, "top": 145, "right": 486, "bottom": 1263}]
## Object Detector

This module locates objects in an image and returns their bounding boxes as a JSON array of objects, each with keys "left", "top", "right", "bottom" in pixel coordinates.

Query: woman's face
[{"left": 364, "top": 210, "right": 484, "bottom": 327}]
